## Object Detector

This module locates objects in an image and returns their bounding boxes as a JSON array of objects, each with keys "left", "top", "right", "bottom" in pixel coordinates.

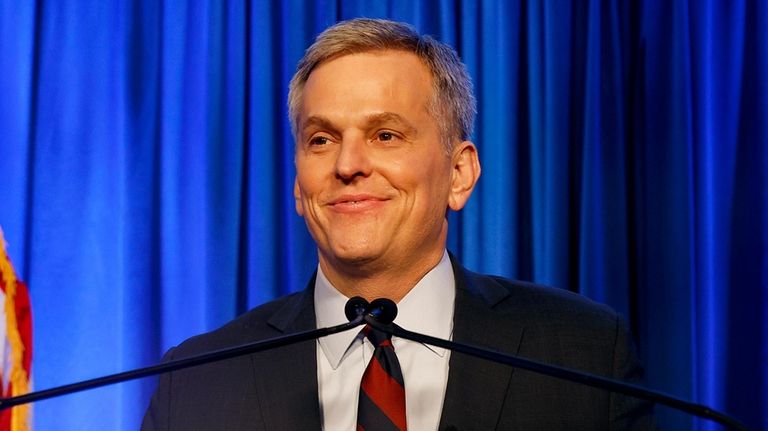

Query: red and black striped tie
[{"left": 357, "top": 325, "right": 407, "bottom": 431}]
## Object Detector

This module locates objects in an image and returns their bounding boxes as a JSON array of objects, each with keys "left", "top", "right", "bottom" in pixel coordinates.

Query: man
[{"left": 142, "top": 18, "right": 655, "bottom": 430}]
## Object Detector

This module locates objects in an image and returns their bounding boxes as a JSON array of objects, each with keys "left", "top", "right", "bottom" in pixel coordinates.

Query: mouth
[{"left": 327, "top": 194, "right": 389, "bottom": 213}]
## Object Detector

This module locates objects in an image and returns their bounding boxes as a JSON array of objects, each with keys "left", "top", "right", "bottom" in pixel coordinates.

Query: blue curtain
[{"left": 0, "top": 1, "right": 765, "bottom": 429}]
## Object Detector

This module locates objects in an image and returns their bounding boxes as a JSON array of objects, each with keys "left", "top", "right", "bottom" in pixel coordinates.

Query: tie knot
[{"left": 363, "top": 325, "right": 392, "bottom": 348}]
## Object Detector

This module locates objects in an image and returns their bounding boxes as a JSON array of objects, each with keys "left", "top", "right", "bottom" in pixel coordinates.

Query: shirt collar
[{"left": 314, "top": 251, "right": 456, "bottom": 369}]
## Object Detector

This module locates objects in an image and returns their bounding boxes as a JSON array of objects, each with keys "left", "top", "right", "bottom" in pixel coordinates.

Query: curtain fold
[{"left": 0, "top": 1, "right": 765, "bottom": 429}]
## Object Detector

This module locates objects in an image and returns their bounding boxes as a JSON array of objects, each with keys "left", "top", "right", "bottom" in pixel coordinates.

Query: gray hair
[{"left": 287, "top": 18, "right": 476, "bottom": 149}]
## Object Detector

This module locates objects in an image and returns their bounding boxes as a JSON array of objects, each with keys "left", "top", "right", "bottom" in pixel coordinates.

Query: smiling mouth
[{"left": 327, "top": 195, "right": 388, "bottom": 212}]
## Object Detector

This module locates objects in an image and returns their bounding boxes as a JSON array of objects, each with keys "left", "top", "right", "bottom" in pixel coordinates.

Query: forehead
[{"left": 300, "top": 50, "right": 435, "bottom": 119}]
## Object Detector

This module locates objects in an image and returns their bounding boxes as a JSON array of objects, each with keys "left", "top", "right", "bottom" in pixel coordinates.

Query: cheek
[
  {"left": 397, "top": 165, "right": 452, "bottom": 217},
  {"left": 294, "top": 178, "right": 322, "bottom": 221},
  {"left": 295, "top": 159, "right": 323, "bottom": 195},
  {"left": 418, "top": 157, "right": 453, "bottom": 193},
  {"left": 293, "top": 179, "right": 305, "bottom": 216}
]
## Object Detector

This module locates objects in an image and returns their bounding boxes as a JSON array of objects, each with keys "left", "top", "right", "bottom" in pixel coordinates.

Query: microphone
[
  {"left": 345, "top": 296, "right": 369, "bottom": 321},
  {"left": 366, "top": 297, "right": 398, "bottom": 323},
  {"left": 344, "top": 296, "right": 397, "bottom": 325},
  {"left": 363, "top": 298, "right": 747, "bottom": 431},
  {"left": 0, "top": 297, "right": 369, "bottom": 411}
]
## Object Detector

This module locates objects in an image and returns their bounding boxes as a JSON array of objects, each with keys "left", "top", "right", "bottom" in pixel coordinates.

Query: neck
[{"left": 319, "top": 248, "right": 445, "bottom": 303}]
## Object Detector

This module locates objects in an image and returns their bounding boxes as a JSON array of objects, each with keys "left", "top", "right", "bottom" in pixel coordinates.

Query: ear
[
  {"left": 294, "top": 177, "right": 305, "bottom": 216},
  {"left": 448, "top": 141, "right": 481, "bottom": 211}
]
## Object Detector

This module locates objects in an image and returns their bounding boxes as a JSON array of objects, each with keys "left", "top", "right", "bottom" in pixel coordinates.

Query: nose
[{"left": 335, "top": 135, "right": 372, "bottom": 182}]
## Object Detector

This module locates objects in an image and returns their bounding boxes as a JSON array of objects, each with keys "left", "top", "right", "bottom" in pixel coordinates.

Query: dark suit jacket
[{"left": 142, "top": 258, "right": 656, "bottom": 430}]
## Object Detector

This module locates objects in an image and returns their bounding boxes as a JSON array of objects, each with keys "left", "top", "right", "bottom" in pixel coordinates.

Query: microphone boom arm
[
  {"left": 364, "top": 316, "right": 747, "bottom": 431},
  {"left": 0, "top": 317, "right": 366, "bottom": 411}
]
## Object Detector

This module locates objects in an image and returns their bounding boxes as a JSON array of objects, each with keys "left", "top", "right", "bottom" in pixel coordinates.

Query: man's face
[{"left": 293, "top": 50, "right": 462, "bottom": 273}]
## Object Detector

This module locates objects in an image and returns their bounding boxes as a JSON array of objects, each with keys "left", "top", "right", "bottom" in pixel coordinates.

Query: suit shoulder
[
  {"left": 464, "top": 270, "right": 621, "bottom": 333},
  {"left": 168, "top": 291, "right": 307, "bottom": 358}
]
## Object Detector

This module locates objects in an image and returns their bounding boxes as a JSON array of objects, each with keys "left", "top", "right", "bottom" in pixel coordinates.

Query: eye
[
  {"left": 376, "top": 131, "right": 396, "bottom": 142},
  {"left": 309, "top": 136, "right": 330, "bottom": 146}
]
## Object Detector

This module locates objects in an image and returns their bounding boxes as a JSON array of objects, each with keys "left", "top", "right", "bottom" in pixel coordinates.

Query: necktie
[{"left": 357, "top": 325, "right": 407, "bottom": 431}]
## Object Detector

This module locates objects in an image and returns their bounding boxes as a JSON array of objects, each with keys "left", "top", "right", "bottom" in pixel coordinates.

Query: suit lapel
[
  {"left": 245, "top": 263, "right": 525, "bottom": 429},
  {"left": 250, "top": 276, "right": 322, "bottom": 430},
  {"left": 439, "top": 260, "right": 526, "bottom": 430}
]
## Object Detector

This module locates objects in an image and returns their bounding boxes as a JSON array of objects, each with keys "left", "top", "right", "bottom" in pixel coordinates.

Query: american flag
[{"left": 0, "top": 228, "right": 32, "bottom": 431}]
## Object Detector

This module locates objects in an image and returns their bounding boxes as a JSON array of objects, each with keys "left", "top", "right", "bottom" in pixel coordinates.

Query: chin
[{"left": 325, "top": 243, "right": 385, "bottom": 267}]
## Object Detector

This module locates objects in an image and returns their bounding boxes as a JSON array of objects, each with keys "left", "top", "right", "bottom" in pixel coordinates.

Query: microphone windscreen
[
  {"left": 345, "top": 296, "right": 369, "bottom": 321},
  {"left": 368, "top": 298, "right": 398, "bottom": 324}
]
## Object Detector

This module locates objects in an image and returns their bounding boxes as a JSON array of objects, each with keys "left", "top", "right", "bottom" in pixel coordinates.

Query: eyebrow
[
  {"left": 301, "top": 116, "right": 337, "bottom": 135},
  {"left": 364, "top": 112, "right": 418, "bottom": 135},
  {"left": 300, "top": 112, "right": 418, "bottom": 137}
]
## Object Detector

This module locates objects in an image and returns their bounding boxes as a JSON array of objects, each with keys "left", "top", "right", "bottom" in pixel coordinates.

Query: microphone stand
[
  {"left": 0, "top": 296, "right": 748, "bottom": 431},
  {"left": 364, "top": 316, "right": 748, "bottom": 431},
  {"left": 0, "top": 317, "right": 366, "bottom": 411}
]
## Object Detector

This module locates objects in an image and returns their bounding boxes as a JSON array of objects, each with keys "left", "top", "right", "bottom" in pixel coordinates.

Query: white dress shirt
[{"left": 314, "top": 251, "right": 456, "bottom": 431}]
